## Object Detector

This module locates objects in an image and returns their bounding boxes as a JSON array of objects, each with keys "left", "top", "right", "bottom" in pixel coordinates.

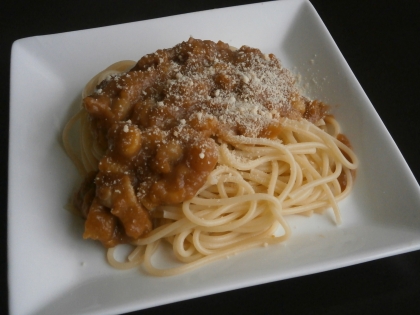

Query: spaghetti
[{"left": 63, "top": 38, "right": 358, "bottom": 276}]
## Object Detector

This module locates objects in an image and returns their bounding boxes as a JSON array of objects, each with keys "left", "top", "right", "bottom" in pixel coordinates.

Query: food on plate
[{"left": 63, "top": 37, "right": 358, "bottom": 276}]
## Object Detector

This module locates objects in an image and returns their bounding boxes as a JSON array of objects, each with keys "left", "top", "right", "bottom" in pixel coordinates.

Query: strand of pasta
[{"left": 62, "top": 109, "right": 86, "bottom": 176}]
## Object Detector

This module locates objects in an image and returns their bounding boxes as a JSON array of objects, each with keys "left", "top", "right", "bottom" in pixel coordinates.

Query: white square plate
[{"left": 8, "top": 0, "right": 420, "bottom": 314}]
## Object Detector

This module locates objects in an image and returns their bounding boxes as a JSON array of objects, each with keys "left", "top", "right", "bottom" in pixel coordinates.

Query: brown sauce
[{"left": 75, "top": 38, "right": 332, "bottom": 247}]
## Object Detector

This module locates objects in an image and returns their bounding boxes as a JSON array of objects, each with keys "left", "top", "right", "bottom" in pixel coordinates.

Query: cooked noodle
[{"left": 63, "top": 44, "right": 358, "bottom": 276}]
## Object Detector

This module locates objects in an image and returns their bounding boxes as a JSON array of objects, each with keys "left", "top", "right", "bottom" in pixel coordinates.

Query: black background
[{"left": 1, "top": 0, "right": 420, "bottom": 314}]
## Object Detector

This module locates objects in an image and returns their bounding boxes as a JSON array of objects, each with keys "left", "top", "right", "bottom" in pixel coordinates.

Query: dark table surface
[{"left": 1, "top": 1, "right": 420, "bottom": 314}]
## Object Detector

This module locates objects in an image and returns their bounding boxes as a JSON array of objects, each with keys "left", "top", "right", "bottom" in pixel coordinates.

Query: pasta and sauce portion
[{"left": 63, "top": 38, "right": 358, "bottom": 276}]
